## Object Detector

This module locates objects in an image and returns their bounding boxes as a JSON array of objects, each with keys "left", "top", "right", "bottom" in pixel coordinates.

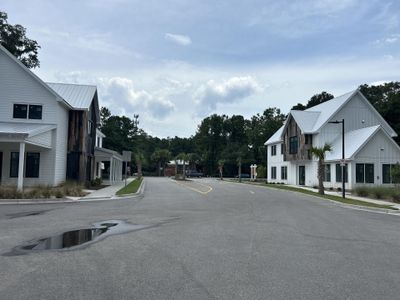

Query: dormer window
[{"left": 13, "top": 104, "right": 42, "bottom": 120}]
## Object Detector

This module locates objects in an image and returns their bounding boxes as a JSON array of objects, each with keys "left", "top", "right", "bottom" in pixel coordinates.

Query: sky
[{"left": 2, "top": 0, "right": 400, "bottom": 137}]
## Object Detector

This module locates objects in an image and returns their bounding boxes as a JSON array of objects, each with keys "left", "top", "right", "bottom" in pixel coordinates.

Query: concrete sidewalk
[
  {"left": 79, "top": 177, "right": 136, "bottom": 200},
  {"left": 288, "top": 185, "right": 400, "bottom": 210}
]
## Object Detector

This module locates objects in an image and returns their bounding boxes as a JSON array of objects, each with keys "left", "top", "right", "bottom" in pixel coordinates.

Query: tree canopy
[
  {"left": 0, "top": 11, "right": 40, "bottom": 68},
  {"left": 99, "top": 81, "right": 400, "bottom": 177}
]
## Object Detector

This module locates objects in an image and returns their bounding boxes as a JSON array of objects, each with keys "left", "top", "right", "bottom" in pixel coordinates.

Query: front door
[{"left": 299, "top": 165, "right": 305, "bottom": 185}]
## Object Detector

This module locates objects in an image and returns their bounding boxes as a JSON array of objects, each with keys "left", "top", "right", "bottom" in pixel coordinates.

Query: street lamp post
[{"left": 329, "top": 119, "right": 345, "bottom": 198}]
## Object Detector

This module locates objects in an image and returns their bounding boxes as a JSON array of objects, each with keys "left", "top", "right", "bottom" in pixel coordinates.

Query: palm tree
[
  {"left": 310, "top": 143, "right": 332, "bottom": 195},
  {"left": 218, "top": 159, "right": 225, "bottom": 180},
  {"left": 237, "top": 157, "right": 242, "bottom": 182},
  {"left": 134, "top": 152, "right": 145, "bottom": 178},
  {"left": 176, "top": 152, "right": 189, "bottom": 180},
  {"left": 151, "top": 149, "right": 171, "bottom": 176}
]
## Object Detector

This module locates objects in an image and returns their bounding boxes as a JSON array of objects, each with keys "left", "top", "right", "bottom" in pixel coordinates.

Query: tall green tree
[
  {"left": 0, "top": 11, "right": 40, "bottom": 68},
  {"left": 360, "top": 82, "right": 400, "bottom": 145},
  {"left": 291, "top": 91, "right": 334, "bottom": 110},
  {"left": 151, "top": 149, "right": 171, "bottom": 176},
  {"left": 176, "top": 152, "right": 189, "bottom": 180},
  {"left": 310, "top": 144, "right": 332, "bottom": 195}
]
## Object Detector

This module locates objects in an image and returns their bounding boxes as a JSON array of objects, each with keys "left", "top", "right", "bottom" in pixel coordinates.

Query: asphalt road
[{"left": 1, "top": 177, "right": 400, "bottom": 299}]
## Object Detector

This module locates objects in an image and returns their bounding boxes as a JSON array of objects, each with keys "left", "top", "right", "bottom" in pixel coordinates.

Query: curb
[
  {"left": 223, "top": 179, "right": 400, "bottom": 215},
  {"left": 0, "top": 178, "right": 146, "bottom": 205}
]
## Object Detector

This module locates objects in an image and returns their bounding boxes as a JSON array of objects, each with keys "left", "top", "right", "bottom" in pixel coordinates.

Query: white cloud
[
  {"left": 373, "top": 34, "right": 400, "bottom": 46},
  {"left": 97, "top": 77, "right": 175, "bottom": 119},
  {"left": 194, "top": 76, "right": 262, "bottom": 115},
  {"left": 165, "top": 33, "right": 192, "bottom": 46}
]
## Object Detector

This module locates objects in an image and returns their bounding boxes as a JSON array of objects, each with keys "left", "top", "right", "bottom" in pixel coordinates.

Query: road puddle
[{"left": 4, "top": 220, "right": 153, "bottom": 256}]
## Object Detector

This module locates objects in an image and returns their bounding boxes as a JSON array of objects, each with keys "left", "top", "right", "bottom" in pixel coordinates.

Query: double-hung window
[
  {"left": 271, "top": 145, "right": 277, "bottom": 156},
  {"left": 281, "top": 166, "right": 287, "bottom": 180},
  {"left": 323, "top": 164, "right": 331, "bottom": 182},
  {"left": 271, "top": 167, "right": 277, "bottom": 179},
  {"left": 335, "top": 164, "right": 348, "bottom": 183},
  {"left": 356, "top": 163, "right": 374, "bottom": 183}
]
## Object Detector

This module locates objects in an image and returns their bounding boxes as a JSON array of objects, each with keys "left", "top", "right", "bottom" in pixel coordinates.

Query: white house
[
  {"left": 0, "top": 44, "right": 71, "bottom": 190},
  {"left": 265, "top": 89, "right": 400, "bottom": 189},
  {"left": 0, "top": 44, "right": 126, "bottom": 189}
]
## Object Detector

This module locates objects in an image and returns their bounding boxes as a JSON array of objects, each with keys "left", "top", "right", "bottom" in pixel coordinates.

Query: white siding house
[
  {"left": 265, "top": 89, "right": 400, "bottom": 190},
  {"left": 0, "top": 44, "right": 71, "bottom": 189},
  {"left": 0, "top": 44, "right": 125, "bottom": 190}
]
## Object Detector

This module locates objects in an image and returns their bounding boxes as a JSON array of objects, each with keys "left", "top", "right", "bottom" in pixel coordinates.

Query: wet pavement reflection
[{"left": 4, "top": 220, "right": 153, "bottom": 256}]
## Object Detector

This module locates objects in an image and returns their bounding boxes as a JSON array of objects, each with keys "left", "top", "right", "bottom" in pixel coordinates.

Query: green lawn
[
  {"left": 116, "top": 177, "right": 143, "bottom": 196},
  {"left": 231, "top": 180, "right": 397, "bottom": 210}
]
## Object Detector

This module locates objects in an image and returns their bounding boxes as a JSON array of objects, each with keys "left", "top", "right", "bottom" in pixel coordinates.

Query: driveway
[{"left": 0, "top": 177, "right": 399, "bottom": 299}]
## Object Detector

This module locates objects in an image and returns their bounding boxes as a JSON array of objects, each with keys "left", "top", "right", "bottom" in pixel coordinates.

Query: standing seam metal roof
[{"left": 46, "top": 82, "right": 97, "bottom": 110}]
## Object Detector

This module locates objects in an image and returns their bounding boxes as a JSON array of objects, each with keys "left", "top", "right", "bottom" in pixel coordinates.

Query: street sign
[
  {"left": 122, "top": 151, "right": 132, "bottom": 162},
  {"left": 340, "top": 159, "right": 346, "bottom": 167}
]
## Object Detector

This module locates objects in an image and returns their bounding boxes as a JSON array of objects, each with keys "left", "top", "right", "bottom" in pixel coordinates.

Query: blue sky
[{"left": 2, "top": 0, "right": 400, "bottom": 137}]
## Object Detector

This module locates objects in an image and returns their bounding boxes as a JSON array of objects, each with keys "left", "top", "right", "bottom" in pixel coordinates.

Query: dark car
[
  {"left": 235, "top": 173, "right": 250, "bottom": 178},
  {"left": 186, "top": 170, "right": 203, "bottom": 178}
]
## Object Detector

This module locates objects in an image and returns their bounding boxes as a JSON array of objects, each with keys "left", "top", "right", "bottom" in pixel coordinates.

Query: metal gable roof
[
  {"left": 290, "top": 110, "right": 320, "bottom": 133},
  {"left": 304, "top": 90, "right": 356, "bottom": 132},
  {"left": 325, "top": 125, "right": 380, "bottom": 161},
  {"left": 46, "top": 82, "right": 97, "bottom": 110},
  {"left": 0, "top": 45, "right": 72, "bottom": 110},
  {"left": 0, "top": 122, "right": 56, "bottom": 137},
  {"left": 264, "top": 124, "right": 284, "bottom": 145}
]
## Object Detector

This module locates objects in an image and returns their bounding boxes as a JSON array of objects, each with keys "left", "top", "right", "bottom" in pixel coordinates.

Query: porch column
[
  {"left": 17, "top": 142, "right": 25, "bottom": 191},
  {"left": 110, "top": 157, "right": 113, "bottom": 184}
]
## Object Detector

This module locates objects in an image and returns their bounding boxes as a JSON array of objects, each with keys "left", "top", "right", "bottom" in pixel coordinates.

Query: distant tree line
[{"left": 99, "top": 82, "right": 400, "bottom": 177}]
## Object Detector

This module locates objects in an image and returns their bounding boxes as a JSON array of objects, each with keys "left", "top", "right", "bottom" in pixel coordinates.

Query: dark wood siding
[
  {"left": 283, "top": 116, "right": 313, "bottom": 162},
  {"left": 66, "top": 100, "right": 97, "bottom": 183}
]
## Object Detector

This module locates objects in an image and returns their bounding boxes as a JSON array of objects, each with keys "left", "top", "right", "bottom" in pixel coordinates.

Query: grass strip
[
  {"left": 116, "top": 177, "right": 143, "bottom": 196},
  {"left": 229, "top": 180, "right": 397, "bottom": 210}
]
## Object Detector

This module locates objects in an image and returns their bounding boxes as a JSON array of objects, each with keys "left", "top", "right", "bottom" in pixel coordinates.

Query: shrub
[
  {"left": 354, "top": 186, "right": 369, "bottom": 197},
  {"left": 90, "top": 177, "right": 102, "bottom": 187},
  {"left": 371, "top": 187, "right": 388, "bottom": 199},
  {"left": 391, "top": 190, "right": 400, "bottom": 203}
]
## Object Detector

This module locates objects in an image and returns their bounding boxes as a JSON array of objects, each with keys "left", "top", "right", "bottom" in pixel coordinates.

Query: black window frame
[
  {"left": 281, "top": 143, "right": 284, "bottom": 155},
  {"left": 13, "top": 104, "right": 28, "bottom": 119},
  {"left": 271, "top": 166, "right": 277, "bottom": 179},
  {"left": 271, "top": 145, "right": 276, "bottom": 156},
  {"left": 25, "top": 152, "right": 40, "bottom": 178},
  {"left": 10, "top": 152, "right": 19, "bottom": 178},
  {"left": 323, "top": 164, "right": 331, "bottom": 182},
  {"left": 281, "top": 166, "right": 287, "bottom": 180},
  {"left": 289, "top": 136, "right": 298, "bottom": 154},
  {"left": 28, "top": 105, "right": 43, "bottom": 120},
  {"left": 356, "top": 163, "right": 374, "bottom": 184},
  {"left": 382, "top": 164, "right": 393, "bottom": 184},
  {"left": 365, "top": 164, "right": 374, "bottom": 184},
  {"left": 335, "top": 163, "right": 348, "bottom": 183},
  {"left": 356, "top": 163, "right": 364, "bottom": 183}
]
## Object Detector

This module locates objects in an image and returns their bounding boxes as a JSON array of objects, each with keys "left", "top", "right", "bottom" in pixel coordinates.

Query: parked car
[
  {"left": 186, "top": 170, "right": 203, "bottom": 178},
  {"left": 235, "top": 173, "right": 250, "bottom": 178}
]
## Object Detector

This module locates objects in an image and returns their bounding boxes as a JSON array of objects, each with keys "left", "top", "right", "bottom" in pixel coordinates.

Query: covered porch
[
  {"left": 0, "top": 123, "right": 56, "bottom": 190},
  {"left": 94, "top": 147, "right": 123, "bottom": 185}
]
